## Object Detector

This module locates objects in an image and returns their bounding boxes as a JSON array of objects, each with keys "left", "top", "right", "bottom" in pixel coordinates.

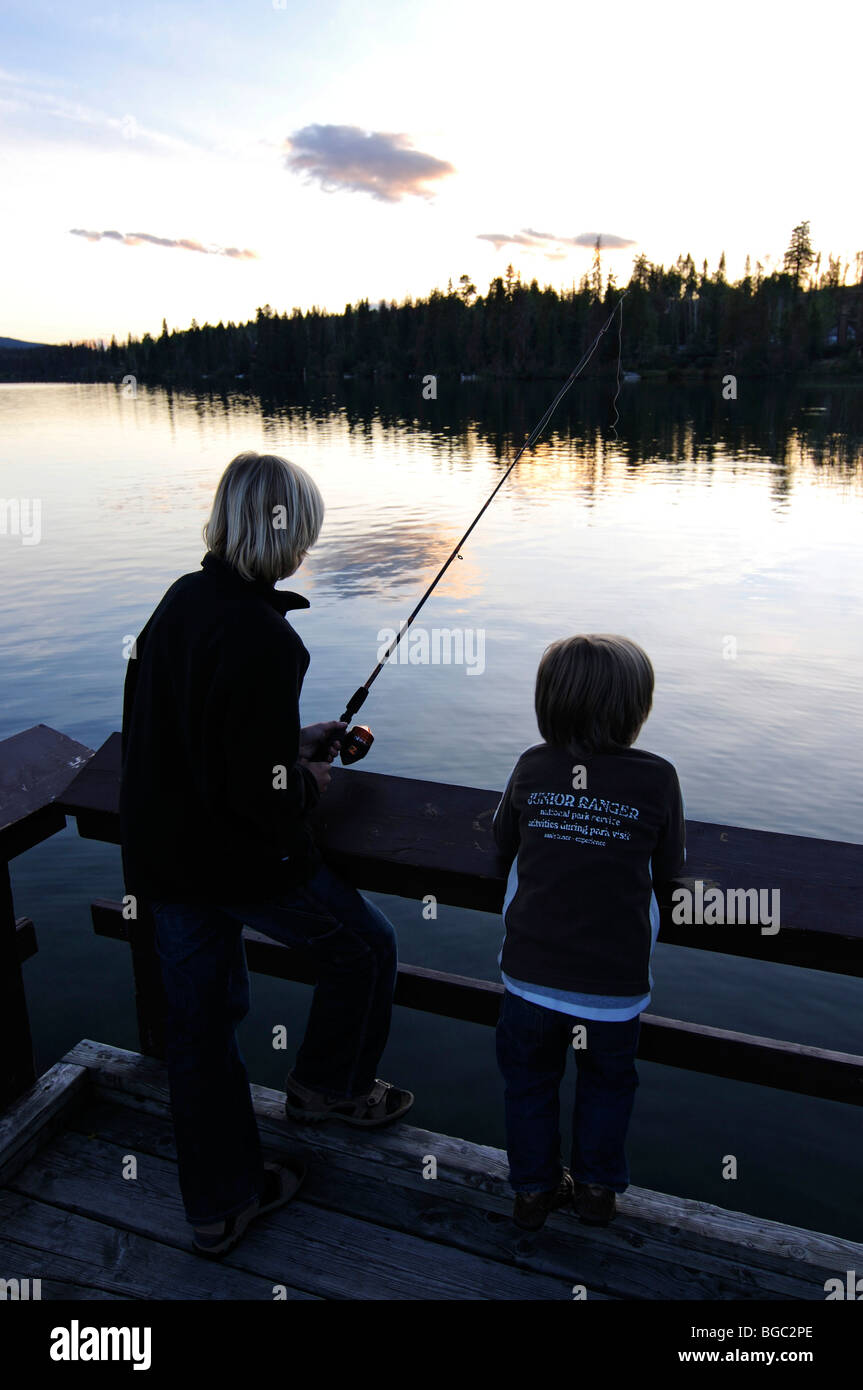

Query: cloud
[
  {"left": 69, "top": 229, "right": 258, "bottom": 259},
  {"left": 565, "top": 232, "right": 637, "bottom": 249},
  {"left": 283, "top": 124, "right": 454, "bottom": 202},
  {"left": 477, "top": 227, "right": 637, "bottom": 258},
  {"left": 477, "top": 232, "right": 540, "bottom": 250}
]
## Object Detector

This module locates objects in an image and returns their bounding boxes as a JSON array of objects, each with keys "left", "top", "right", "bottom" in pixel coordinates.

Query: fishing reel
[
  {"left": 315, "top": 687, "right": 374, "bottom": 765},
  {"left": 335, "top": 724, "right": 374, "bottom": 765}
]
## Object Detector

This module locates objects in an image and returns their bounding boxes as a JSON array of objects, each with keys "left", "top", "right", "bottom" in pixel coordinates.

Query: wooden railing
[
  {"left": 2, "top": 723, "right": 863, "bottom": 1113},
  {"left": 0, "top": 725, "right": 94, "bottom": 1108}
]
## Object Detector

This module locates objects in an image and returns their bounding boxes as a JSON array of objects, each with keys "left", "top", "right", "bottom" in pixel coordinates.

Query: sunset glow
[{"left": 1, "top": 0, "right": 860, "bottom": 344}]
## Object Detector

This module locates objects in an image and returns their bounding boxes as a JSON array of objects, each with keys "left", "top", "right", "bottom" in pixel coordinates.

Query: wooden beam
[
  {"left": 0, "top": 724, "right": 93, "bottom": 861},
  {"left": 0, "top": 864, "right": 35, "bottom": 1110},
  {"left": 0, "top": 1190, "right": 320, "bottom": 1300},
  {"left": 0, "top": 1059, "right": 88, "bottom": 1181},
  {"left": 61, "top": 731, "right": 863, "bottom": 975},
  {"left": 55, "top": 729, "right": 122, "bottom": 845},
  {"left": 128, "top": 904, "right": 166, "bottom": 1061},
  {"left": 0, "top": 724, "right": 93, "bottom": 1109},
  {"left": 91, "top": 899, "right": 863, "bottom": 1104}
]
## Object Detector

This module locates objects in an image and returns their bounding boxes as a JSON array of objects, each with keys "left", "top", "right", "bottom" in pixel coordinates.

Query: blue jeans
[
  {"left": 495, "top": 989, "right": 640, "bottom": 1194},
  {"left": 148, "top": 863, "right": 398, "bottom": 1226}
]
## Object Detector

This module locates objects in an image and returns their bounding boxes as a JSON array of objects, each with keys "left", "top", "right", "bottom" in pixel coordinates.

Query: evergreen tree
[
  {"left": 590, "top": 238, "right": 603, "bottom": 301},
  {"left": 783, "top": 221, "right": 815, "bottom": 287}
]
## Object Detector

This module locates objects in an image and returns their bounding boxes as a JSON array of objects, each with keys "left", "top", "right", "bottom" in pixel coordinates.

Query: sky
[{"left": 1, "top": 0, "right": 860, "bottom": 345}]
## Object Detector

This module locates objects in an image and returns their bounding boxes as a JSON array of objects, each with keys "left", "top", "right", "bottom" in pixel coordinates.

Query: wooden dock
[
  {"left": 4, "top": 1039, "right": 862, "bottom": 1301},
  {"left": 2, "top": 722, "right": 863, "bottom": 1307}
]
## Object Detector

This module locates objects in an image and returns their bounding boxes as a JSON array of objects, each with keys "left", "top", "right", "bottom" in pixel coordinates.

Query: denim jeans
[
  {"left": 148, "top": 862, "right": 398, "bottom": 1226},
  {"left": 495, "top": 988, "right": 640, "bottom": 1194}
]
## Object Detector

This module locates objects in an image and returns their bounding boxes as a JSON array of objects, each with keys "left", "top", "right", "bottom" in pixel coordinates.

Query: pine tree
[
  {"left": 783, "top": 221, "right": 815, "bottom": 288},
  {"left": 591, "top": 238, "right": 603, "bottom": 301}
]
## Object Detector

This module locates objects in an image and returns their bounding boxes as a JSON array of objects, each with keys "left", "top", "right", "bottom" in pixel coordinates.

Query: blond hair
[
  {"left": 535, "top": 634, "right": 654, "bottom": 755},
  {"left": 203, "top": 451, "right": 324, "bottom": 584}
]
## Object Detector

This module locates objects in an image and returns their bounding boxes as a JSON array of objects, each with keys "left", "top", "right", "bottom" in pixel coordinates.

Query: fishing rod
[{"left": 319, "top": 291, "right": 627, "bottom": 765}]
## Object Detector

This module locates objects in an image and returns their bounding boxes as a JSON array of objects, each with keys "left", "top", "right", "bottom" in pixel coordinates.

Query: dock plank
[
  {"left": 67, "top": 1093, "right": 820, "bottom": 1301},
  {"left": 7, "top": 1128, "right": 580, "bottom": 1301},
  {"left": 0, "top": 1243, "right": 136, "bottom": 1300},
  {"left": 0, "top": 1190, "right": 314, "bottom": 1301},
  {"left": 64, "top": 1040, "right": 863, "bottom": 1298},
  {"left": 0, "top": 1060, "right": 88, "bottom": 1183}
]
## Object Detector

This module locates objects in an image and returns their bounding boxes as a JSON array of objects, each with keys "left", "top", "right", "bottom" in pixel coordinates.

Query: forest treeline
[{"left": 3, "top": 223, "right": 861, "bottom": 384}]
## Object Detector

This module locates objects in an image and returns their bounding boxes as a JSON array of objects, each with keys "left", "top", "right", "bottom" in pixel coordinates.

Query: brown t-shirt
[{"left": 493, "top": 740, "right": 686, "bottom": 995}]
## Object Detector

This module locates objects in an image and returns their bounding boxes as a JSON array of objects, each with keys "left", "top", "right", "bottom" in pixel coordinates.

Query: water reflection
[
  {"left": 151, "top": 377, "right": 863, "bottom": 506},
  {"left": 0, "top": 378, "right": 861, "bottom": 845}
]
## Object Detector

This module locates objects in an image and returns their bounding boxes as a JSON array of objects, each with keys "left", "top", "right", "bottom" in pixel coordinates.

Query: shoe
[
  {"left": 192, "top": 1160, "right": 305, "bottom": 1258},
  {"left": 513, "top": 1170, "right": 574, "bottom": 1231},
  {"left": 285, "top": 1073, "right": 414, "bottom": 1128},
  {"left": 572, "top": 1180, "right": 617, "bottom": 1226}
]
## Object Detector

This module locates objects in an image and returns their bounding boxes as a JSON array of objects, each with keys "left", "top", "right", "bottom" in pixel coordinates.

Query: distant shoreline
[{"left": 1, "top": 363, "right": 862, "bottom": 387}]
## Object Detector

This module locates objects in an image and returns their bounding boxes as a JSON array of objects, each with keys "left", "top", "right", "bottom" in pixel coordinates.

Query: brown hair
[{"left": 535, "top": 634, "right": 654, "bottom": 755}]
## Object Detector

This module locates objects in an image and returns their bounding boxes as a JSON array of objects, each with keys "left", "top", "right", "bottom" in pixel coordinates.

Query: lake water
[{"left": 1, "top": 377, "right": 862, "bottom": 1243}]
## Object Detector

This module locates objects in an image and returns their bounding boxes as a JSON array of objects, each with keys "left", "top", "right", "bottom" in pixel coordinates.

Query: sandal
[
  {"left": 285, "top": 1073, "right": 414, "bottom": 1127},
  {"left": 192, "top": 1160, "right": 305, "bottom": 1258}
]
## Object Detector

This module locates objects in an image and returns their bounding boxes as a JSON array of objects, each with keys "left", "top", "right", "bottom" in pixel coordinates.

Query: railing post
[
  {"left": 0, "top": 724, "right": 95, "bottom": 1109},
  {"left": 0, "top": 862, "right": 36, "bottom": 1109},
  {"left": 127, "top": 899, "right": 166, "bottom": 1060}
]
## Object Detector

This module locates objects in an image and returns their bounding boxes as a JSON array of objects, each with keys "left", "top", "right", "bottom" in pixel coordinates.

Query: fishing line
[
  {"left": 609, "top": 293, "right": 624, "bottom": 439},
  {"left": 322, "top": 291, "right": 628, "bottom": 762}
]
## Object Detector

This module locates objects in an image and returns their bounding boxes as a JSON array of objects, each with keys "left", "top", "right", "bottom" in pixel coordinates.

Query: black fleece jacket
[
  {"left": 493, "top": 741, "right": 686, "bottom": 996},
  {"left": 119, "top": 551, "right": 322, "bottom": 904}
]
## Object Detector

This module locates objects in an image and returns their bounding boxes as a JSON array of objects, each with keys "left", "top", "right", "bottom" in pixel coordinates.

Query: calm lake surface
[{"left": 2, "top": 377, "right": 862, "bottom": 1241}]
